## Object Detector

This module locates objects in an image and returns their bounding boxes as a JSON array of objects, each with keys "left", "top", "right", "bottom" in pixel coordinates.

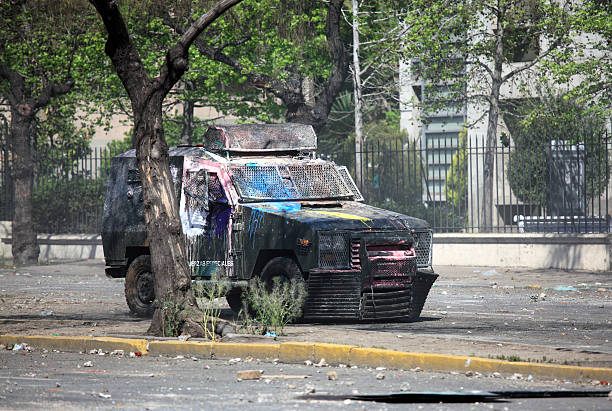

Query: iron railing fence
[
  {"left": 319, "top": 131, "right": 611, "bottom": 233},
  {"left": 0, "top": 133, "right": 610, "bottom": 234},
  {"left": 0, "top": 146, "right": 125, "bottom": 233}
]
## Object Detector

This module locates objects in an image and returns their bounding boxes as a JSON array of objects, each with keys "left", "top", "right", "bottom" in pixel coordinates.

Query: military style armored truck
[{"left": 102, "top": 124, "right": 437, "bottom": 320}]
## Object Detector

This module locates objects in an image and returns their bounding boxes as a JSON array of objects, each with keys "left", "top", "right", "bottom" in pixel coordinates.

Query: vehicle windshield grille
[{"left": 230, "top": 163, "right": 353, "bottom": 201}]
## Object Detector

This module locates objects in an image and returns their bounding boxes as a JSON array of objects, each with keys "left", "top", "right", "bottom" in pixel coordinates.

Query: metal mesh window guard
[{"left": 230, "top": 163, "right": 353, "bottom": 201}]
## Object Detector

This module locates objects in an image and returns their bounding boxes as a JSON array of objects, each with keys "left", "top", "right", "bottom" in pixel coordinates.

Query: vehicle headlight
[{"left": 318, "top": 232, "right": 350, "bottom": 269}]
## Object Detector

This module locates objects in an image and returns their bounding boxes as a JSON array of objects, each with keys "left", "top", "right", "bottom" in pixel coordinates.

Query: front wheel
[
  {"left": 226, "top": 287, "right": 244, "bottom": 314},
  {"left": 259, "top": 257, "right": 307, "bottom": 319},
  {"left": 125, "top": 255, "right": 155, "bottom": 317}
]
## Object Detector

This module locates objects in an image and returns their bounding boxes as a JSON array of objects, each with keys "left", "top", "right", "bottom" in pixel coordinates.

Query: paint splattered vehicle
[{"left": 102, "top": 124, "right": 437, "bottom": 320}]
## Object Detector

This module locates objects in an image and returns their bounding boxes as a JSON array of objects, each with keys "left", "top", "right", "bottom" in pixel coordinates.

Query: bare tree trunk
[
  {"left": 480, "top": 11, "right": 504, "bottom": 233},
  {"left": 351, "top": 0, "right": 363, "bottom": 189},
  {"left": 131, "top": 92, "right": 201, "bottom": 335},
  {"left": 90, "top": 0, "right": 242, "bottom": 337},
  {"left": 1, "top": 64, "right": 74, "bottom": 265},
  {"left": 9, "top": 105, "right": 39, "bottom": 265}
]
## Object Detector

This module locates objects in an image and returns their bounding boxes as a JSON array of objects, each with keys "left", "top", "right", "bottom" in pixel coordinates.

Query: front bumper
[{"left": 303, "top": 230, "right": 437, "bottom": 321}]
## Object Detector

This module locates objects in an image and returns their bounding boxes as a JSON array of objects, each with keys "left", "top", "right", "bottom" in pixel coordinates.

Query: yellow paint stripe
[{"left": 308, "top": 211, "right": 372, "bottom": 227}]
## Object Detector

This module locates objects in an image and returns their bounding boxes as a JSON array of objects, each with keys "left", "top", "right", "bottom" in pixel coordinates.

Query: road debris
[
  {"left": 376, "top": 373, "right": 385, "bottom": 380},
  {"left": 12, "top": 343, "right": 32, "bottom": 352},
  {"left": 327, "top": 371, "right": 338, "bottom": 381},
  {"left": 527, "top": 285, "right": 542, "bottom": 290},
  {"left": 237, "top": 370, "right": 262, "bottom": 380},
  {"left": 314, "top": 358, "right": 328, "bottom": 367},
  {"left": 83, "top": 361, "right": 93, "bottom": 367}
]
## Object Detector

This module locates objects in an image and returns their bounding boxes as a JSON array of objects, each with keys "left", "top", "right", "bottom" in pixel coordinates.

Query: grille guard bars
[{"left": 304, "top": 233, "right": 437, "bottom": 321}]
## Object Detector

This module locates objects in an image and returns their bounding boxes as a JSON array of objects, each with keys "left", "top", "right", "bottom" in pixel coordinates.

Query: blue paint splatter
[
  {"left": 248, "top": 208, "right": 265, "bottom": 247},
  {"left": 250, "top": 202, "right": 301, "bottom": 214}
]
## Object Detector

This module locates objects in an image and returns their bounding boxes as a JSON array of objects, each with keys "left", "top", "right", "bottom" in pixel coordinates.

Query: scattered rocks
[
  {"left": 327, "top": 371, "right": 338, "bottom": 381},
  {"left": 237, "top": 370, "right": 262, "bottom": 381},
  {"left": 314, "top": 358, "right": 328, "bottom": 367},
  {"left": 527, "top": 285, "right": 542, "bottom": 290}
]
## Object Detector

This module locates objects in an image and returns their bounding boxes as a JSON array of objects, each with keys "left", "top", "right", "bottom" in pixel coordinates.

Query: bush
[
  {"left": 240, "top": 277, "right": 307, "bottom": 336},
  {"left": 506, "top": 94, "right": 609, "bottom": 207},
  {"left": 32, "top": 177, "right": 106, "bottom": 233}
]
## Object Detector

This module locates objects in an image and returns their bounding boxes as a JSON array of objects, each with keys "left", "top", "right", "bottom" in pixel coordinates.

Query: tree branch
[
  {"left": 32, "top": 79, "right": 75, "bottom": 111},
  {"left": 502, "top": 37, "right": 564, "bottom": 83},
  {"left": 160, "top": 0, "right": 244, "bottom": 94},
  {"left": 0, "top": 63, "right": 24, "bottom": 107},
  {"left": 88, "top": 0, "right": 149, "bottom": 103}
]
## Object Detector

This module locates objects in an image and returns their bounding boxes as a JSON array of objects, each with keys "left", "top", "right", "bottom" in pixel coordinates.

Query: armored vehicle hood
[{"left": 242, "top": 201, "right": 430, "bottom": 232}]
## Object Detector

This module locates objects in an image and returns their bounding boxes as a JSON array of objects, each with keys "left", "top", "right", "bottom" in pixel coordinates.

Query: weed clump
[
  {"left": 193, "top": 280, "right": 228, "bottom": 340},
  {"left": 240, "top": 277, "right": 306, "bottom": 336}
]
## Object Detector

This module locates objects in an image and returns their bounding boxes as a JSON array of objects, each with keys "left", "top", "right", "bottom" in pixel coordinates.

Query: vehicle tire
[
  {"left": 226, "top": 287, "right": 244, "bottom": 314},
  {"left": 260, "top": 257, "right": 303, "bottom": 286},
  {"left": 125, "top": 255, "right": 155, "bottom": 317}
]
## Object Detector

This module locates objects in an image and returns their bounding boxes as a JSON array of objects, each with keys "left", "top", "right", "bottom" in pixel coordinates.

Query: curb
[{"left": 2, "top": 334, "right": 611, "bottom": 382}]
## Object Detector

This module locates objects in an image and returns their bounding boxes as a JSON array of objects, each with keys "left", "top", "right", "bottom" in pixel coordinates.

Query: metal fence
[
  {"left": 319, "top": 132, "right": 611, "bottom": 233},
  {"left": 0, "top": 147, "right": 122, "bottom": 233},
  {"left": 0, "top": 133, "right": 610, "bottom": 234}
]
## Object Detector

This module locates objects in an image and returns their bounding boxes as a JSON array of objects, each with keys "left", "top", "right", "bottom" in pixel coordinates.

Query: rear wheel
[{"left": 125, "top": 255, "right": 155, "bottom": 317}]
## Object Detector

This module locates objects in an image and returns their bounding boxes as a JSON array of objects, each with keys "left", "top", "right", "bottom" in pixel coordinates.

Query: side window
[
  {"left": 182, "top": 169, "right": 208, "bottom": 232},
  {"left": 206, "top": 172, "right": 232, "bottom": 237}
]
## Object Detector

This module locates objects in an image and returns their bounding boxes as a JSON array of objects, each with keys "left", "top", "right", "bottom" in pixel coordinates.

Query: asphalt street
[
  {"left": 0, "top": 260, "right": 611, "bottom": 366},
  {"left": 1, "top": 347, "right": 610, "bottom": 410}
]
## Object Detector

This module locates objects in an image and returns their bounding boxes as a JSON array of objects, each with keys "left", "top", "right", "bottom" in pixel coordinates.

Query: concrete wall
[
  {"left": 1, "top": 221, "right": 610, "bottom": 271},
  {"left": 434, "top": 233, "right": 611, "bottom": 272},
  {"left": 0, "top": 222, "right": 104, "bottom": 262},
  {"left": 0, "top": 221, "right": 10, "bottom": 262}
]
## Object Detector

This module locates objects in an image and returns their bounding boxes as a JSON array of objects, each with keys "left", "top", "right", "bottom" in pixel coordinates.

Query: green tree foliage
[
  {"left": 403, "top": 0, "right": 577, "bottom": 230},
  {"left": 159, "top": 0, "right": 349, "bottom": 131},
  {"left": 543, "top": 0, "right": 612, "bottom": 108},
  {"left": 506, "top": 94, "right": 609, "bottom": 207},
  {"left": 0, "top": 1, "right": 112, "bottom": 263}
]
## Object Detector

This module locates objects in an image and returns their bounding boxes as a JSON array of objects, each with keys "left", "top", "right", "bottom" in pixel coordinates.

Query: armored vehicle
[{"left": 102, "top": 124, "right": 437, "bottom": 320}]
